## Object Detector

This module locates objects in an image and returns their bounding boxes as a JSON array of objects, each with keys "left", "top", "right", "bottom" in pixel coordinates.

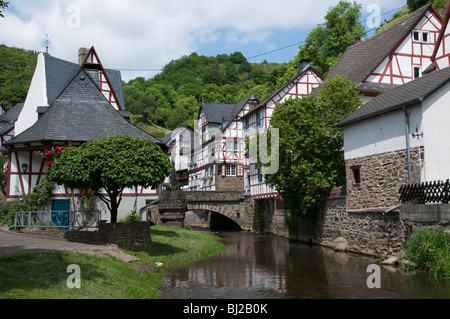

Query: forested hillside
[
  {"left": 0, "top": 45, "right": 38, "bottom": 109},
  {"left": 123, "top": 52, "right": 287, "bottom": 134}
]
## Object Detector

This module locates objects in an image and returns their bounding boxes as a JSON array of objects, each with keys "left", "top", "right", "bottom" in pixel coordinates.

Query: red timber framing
[
  {"left": 81, "top": 47, "right": 123, "bottom": 111},
  {"left": 6, "top": 143, "right": 158, "bottom": 199},
  {"left": 1, "top": 128, "right": 14, "bottom": 147},
  {"left": 367, "top": 6, "right": 442, "bottom": 85},
  {"left": 431, "top": 4, "right": 450, "bottom": 70}
]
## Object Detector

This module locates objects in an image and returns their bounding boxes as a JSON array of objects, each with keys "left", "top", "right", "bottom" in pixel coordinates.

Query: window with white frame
[{"left": 226, "top": 164, "right": 236, "bottom": 176}]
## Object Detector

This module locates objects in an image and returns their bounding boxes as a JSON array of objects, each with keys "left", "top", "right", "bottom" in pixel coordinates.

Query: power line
[{"left": 246, "top": 5, "right": 407, "bottom": 61}]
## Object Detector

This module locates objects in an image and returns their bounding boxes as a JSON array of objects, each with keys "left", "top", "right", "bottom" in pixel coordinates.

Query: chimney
[
  {"left": 297, "top": 59, "right": 313, "bottom": 74},
  {"left": 354, "top": 36, "right": 361, "bottom": 44},
  {"left": 78, "top": 47, "right": 89, "bottom": 65}
]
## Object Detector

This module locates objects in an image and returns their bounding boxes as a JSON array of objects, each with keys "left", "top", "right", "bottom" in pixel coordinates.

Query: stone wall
[
  {"left": 345, "top": 147, "right": 422, "bottom": 211},
  {"left": 258, "top": 196, "right": 409, "bottom": 258},
  {"left": 400, "top": 203, "right": 450, "bottom": 232},
  {"left": 65, "top": 221, "right": 152, "bottom": 249},
  {"left": 215, "top": 174, "right": 245, "bottom": 191}
]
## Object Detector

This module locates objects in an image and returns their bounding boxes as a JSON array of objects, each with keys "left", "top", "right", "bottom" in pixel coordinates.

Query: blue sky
[{"left": 0, "top": 0, "right": 406, "bottom": 81}]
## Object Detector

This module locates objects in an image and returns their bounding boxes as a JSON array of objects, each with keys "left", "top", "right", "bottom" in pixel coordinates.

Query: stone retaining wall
[
  {"left": 263, "top": 197, "right": 409, "bottom": 258},
  {"left": 65, "top": 221, "right": 152, "bottom": 249}
]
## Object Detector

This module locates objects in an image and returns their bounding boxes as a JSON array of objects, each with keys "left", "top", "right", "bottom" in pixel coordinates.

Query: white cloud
[{"left": 0, "top": 0, "right": 406, "bottom": 81}]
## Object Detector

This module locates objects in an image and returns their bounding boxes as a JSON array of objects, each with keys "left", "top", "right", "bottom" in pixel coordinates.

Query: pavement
[{"left": 0, "top": 225, "right": 139, "bottom": 262}]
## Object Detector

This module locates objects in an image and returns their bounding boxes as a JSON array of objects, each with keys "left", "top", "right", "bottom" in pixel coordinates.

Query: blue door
[{"left": 51, "top": 200, "right": 70, "bottom": 229}]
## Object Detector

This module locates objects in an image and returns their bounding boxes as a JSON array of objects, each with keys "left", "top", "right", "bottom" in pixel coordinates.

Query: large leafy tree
[
  {"left": 265, "top": 76, "right": 361, "bottom": 219},
  {"left": 49, "top": 135, "right": 173, "bottom": 223},
  {"left": 280, "top": 0, "right": 366, "bottom": 82}
]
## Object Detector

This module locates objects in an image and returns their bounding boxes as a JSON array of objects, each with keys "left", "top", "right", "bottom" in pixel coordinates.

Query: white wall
[
  {"left": 15, "top": 53, "right": 47, "bottom": 135},
  {"left": 343, "top": 104, "right": 423, "bottom": 160},
  {"left": 422, "top": 81, "right": 450, "bottom": 181}
]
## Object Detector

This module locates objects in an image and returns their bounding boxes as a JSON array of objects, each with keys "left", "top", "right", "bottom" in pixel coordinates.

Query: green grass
[{"left": 0, "top": 225, "right": 224, "bottom": 299}]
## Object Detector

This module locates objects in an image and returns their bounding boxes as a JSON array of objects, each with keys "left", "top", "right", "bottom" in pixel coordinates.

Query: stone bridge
[{"left": 151, "top": 190, "right": 255, "bottom": 231}]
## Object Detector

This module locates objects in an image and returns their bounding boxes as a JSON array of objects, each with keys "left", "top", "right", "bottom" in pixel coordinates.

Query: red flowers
[{"left": 34, "top": 145, "right": 69, "bottom": 167}]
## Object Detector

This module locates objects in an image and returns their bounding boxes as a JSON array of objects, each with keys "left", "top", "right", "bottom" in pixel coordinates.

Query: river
[{"left": 158, "top": 230, "right": 450, "bottom": 299}]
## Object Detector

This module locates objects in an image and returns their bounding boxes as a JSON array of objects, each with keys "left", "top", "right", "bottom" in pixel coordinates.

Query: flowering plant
[{"left": 34, "top": 145, "right": 69, "bottom": 167}]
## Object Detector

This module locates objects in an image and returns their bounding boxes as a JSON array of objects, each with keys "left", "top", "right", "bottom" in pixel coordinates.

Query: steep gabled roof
[
  {"left": 200, "top": 95, "right": 259, "bottom": 132},
  {"left": 328, "top": 4, "right": 436, "bottom": 91},
  {"left": 247, "top": 65, "right": 323, "bottom": 115},
  {"left": 200, "top": 102, "right": 235, "bottom": 125},
  {"left": 5, "top": 69, "right": 161, "bottom": 146},
  {"left": 43, "top": 50, "right": 125, "bottom": 109},
  {"left": 336, "top": 66, "right": 450, "bottom": 127}
]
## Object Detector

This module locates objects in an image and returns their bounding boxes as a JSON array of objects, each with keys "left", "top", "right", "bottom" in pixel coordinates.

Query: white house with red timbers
[
  {"left": 3, "top": 47, "right": 165, "bottom": 222},
  {"left": 242, "top": 60, "right": 323, "bottom": 199},
  {"left": 188, "top": 95, "right": 259, "bottom": 192},
  {"left": 328, "top": 3, "right": 444, "bottom": 103}
]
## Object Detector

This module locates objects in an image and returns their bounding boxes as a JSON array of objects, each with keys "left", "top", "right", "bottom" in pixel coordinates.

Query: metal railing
[{"left": 14, "top": 210, "right": 100, "bottom": 230}]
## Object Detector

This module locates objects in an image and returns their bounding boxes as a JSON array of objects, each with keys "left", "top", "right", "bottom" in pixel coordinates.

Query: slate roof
[
  {"left": 5, "top": 69, "right": 161, "bottom": 146},
  {"left": 201, "top": 102, "right": 236, "bottom": 124},
  {"left": 327, "top": 4, "right": 435, "bottom": 92},
  {"left": 0, "top": 103, "right": 23, "bottom": 136},
  {"left": 200, "top": 95, "right": 258, "bottom": 132},
  {"left": 336, "top": 66, "right": 450, "bottom": 127},
  {"left": 43, "top": 53, "right": 126, "bottom": 109}
]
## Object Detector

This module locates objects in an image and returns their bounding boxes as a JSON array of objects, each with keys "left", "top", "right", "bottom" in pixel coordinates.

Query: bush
[{"left": 405, "top": 226, "right": 450, "bottom": 279}]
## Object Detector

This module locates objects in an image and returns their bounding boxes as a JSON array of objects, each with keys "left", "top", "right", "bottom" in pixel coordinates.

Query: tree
[
  {"left": 264, "top": 76, "right": 361, "bottom": 218},
  {"left": 294, "top": 0, "right": 366, "bottom": 77},
  {"left": 407, "top": 0, "right": 432, "bottom": 12},
  {"left": 0, "top": 1, "right": 8, "bottom": 18},
  {"left": 49, "top": 135, "right": 173, "bottom": 223}
]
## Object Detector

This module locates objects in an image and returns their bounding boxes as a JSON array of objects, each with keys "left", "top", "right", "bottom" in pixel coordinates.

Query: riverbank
[{"left": 0, "top": 225, "right": 225, "bottom": 299}]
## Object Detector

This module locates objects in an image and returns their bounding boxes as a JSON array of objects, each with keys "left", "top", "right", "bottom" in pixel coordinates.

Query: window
[
  {"left": 412, "top": 30, "right": 429, "bottom": 43},
  {"left": 256, "top": 112, "right": 260, "bottom": 127},
  {"left": 245, "top": 118, "right": 249, "bottom": 130},
  {"left": 226, "top": 164, "right": 236, "bottom": 176},
  {"left": 351, "top": 165, "right": 361, "bottom": 184},
  {"left": 414, "top": 66, "right": 421, "bottom": 79},
  {"left": 257, "top": 168, "right": 263, "bottom": 184}
]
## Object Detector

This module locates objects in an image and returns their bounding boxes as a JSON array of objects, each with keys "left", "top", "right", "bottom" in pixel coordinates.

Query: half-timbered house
[
  {"left": 4, "top": 47, "right": 164, "bottom": 222},
  {"left": 333, "top": 4, "right": 450, "bottom": 212},
  {"left": 188, "top": 95, "right": 259, "bottom": 191},
  {"left": 328, "top": 3, "right": 443, "bottom": 103},
  {"left": 242, "top": 59, "right": 323, "bottom": 200}
]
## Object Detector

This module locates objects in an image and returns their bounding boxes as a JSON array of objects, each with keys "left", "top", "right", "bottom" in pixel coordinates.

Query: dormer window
[{"left": 413, "top": 30, "right": 429, "bottom": 43}]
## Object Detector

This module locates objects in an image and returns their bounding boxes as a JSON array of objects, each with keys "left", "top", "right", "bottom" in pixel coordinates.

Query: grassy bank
[
  {"left": 0, "top": 225, "right": 224, "bottom": 299},
  {"left": 405, "top": 226, "right": 450, "bottom": 280}
]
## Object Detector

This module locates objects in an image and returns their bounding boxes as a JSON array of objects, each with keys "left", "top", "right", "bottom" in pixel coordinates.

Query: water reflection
[{"left": 159, "top": 231, "right": 450, "bottom": 299}]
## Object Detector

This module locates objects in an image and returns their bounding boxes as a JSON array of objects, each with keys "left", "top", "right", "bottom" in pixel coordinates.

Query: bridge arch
[
  {"left": 155, "top": 190, "right": 254, "bottom": 231},
  {"left": 186, "top": 203, "right": 242, "bottom": 230}
]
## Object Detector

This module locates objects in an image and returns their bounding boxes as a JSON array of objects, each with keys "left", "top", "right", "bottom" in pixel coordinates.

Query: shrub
[{"left": 405, "top": 226, "right": 450, "bottom": 279}]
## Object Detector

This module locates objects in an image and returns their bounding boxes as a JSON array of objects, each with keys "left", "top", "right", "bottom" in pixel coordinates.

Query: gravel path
[{"left": 0, "top": 225, "right": 139, "bottom": 262}]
